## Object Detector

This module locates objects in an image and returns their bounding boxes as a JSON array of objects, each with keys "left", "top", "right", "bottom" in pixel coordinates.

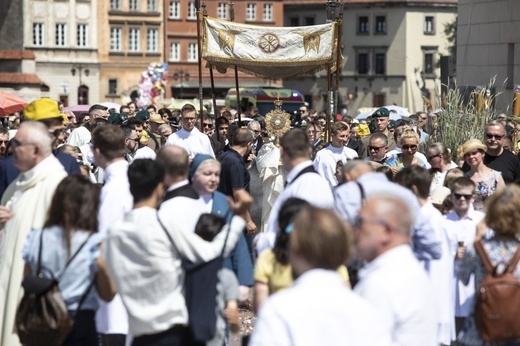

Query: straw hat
[{"left": 458, "top": 139, "right": 487, "bottom": 159}]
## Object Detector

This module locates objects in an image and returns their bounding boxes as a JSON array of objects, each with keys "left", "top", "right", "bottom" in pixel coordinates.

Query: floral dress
[
  {"left": 457, "top": 239, "right": 520, "bottom": 346},
  {"left": 465, "top": 170, "right": 501, "bottom": 212}
]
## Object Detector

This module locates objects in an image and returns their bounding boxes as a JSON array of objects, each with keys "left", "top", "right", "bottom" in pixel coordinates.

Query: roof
[
  {"left": 0, "top": 50, "right": 36, "bottom": 60},
  {"left": 0, "top": 73, "right": 44, "bottom": 86}
]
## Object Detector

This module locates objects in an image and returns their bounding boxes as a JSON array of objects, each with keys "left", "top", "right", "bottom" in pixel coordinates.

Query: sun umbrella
[
  {"left": 355, "top": 109, "right": 402, "bottom": 121},
  {"left": 383, "top": 105, "right": 411, "bottom": 117},
  {"left": 0, "top": 91, "right": 28, "bottom": 116},
  {"left": 100, "top": 101, "right": 121, "bottom": 110},
  {"left": 63, "top": 104, "right": 91, "bottom": 116}
]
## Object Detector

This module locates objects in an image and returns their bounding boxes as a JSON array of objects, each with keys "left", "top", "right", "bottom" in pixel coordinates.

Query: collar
[
  {"left": 453, "top": 204, "right": 478, "bottom": 220},
  {"left": 286, "top": 160, "right": 313, "bottom": 184},
  {"left": 104, "top": 159, "right": 128, "bottom": 182},
  {"left": 293, "top": 268, "right": 344, "bottom": 288},
  {"left": 167, "top": 179, "right": 189, "bottom": 192},
  {"left": 20, "top": 155, "right": 54, "bottom": 181}
]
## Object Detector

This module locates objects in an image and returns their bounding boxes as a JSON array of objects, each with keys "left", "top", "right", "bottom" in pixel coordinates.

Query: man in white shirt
[
  {"left": 252, "top": 207, "right": 391, "bottom": 346},
  {"left": 165, "top": 104, "right": 214, "bottom": 159},
  {"left": 313, "top": 121, "right": 358, "bottom": 188},
  {"left": 444, "top": 177, "right": 484, "bottom": 336},
  {"left": 156, "top": 145, "right": 203, "bottom": 234},
  {"left": 104, "top": 159, "right": 251, "bottom": 344},
  {"left": 255, "top": 128, "right": 334, "bottom": 253},
  {"left": 122, "top": 125, "right": 156, "bottom": 162},
  {"left": 354, "top": 193, "right": 437, "bottom": 346},
  {"left": 91, "top": 124, "right": 133, "bottom": 346}
]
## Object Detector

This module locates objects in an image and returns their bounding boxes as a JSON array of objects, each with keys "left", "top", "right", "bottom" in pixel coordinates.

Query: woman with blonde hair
[
  {"left": 460, "top": 139, "right": 505, "bottom": 211},
  {"left": 393, "top": 128, "right": 428, "bottom": 169},
  {"left": 457, "top": 185, "right": 520, "bottom": 345}
]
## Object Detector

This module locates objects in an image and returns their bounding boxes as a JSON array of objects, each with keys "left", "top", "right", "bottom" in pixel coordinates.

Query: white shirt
[
  {"left": 133, "top": 146, "right": 157, "bottom": 161},
  {"left": 96, "top": 159, "right": 133, "bottom": 335},
  {"left": 445, "top": 205, "right": 484, "bottom": 317},
  {"left": 165, "top": 127, "right": 215, "bottom": 158},
  {"left": 313, "top": 144, "right": 358, "bottom": 188},
  {"left": 255, "top": 161, "right": 334, "bottom": 253},
  {"left": 429, "top": 162, "right": 458, "bottom": 194},
  {"left": 159, "top": 180, "right": 205, "bottom": 234},
  {"left": 355, "top": 245, "right": 437, "bottom": 346},
  {"left": 251, "top": 269, "right": 391, "bottom": 346},
  {"left": 104, "top": 206, "right": 246, "bottom": 337}
]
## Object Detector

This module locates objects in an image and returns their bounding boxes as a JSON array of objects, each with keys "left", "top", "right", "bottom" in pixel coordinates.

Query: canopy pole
[
  {"left": 210, "top": 65, "right": 220, "bottom": 142},
  {"left": 334, "top": 16, "right": 343, "bottom": 120},
  {"left": 196, "top": 1, "right": 205, "bottom": 130},
  {"left": 229, "top": 1, "right": 241, "bottom": 124},
  {"left": 327, "top": 65, "right": 333, "bottom": 142}
]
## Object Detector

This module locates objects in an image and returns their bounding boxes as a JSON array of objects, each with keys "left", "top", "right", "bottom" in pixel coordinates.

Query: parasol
[{"left": 0, "top": 91, "right": 28, "bottom": 116}]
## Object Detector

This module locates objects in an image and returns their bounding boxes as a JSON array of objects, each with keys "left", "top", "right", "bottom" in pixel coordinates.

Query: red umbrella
[{"left": 0, "top": 91, "right": 28, "bottom": 116}]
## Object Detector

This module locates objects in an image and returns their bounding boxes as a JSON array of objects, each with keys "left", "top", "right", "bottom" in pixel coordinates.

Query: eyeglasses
[
  {"left": 485, "top": 133, "right": 504, "bottom": 140},
  {"left": 402, "top": 144, "right": 418, "bottom": 150},
  {"left": 427, "top": 153, "right": 441, "bottom": 161},
  {"left": 453, "top": 193, "right": 472, "bottom": 201},
  {"left": 10, "top": 139, "right": 36, "bottom": 149},
  {"left": 182, "top": 117, "right": 197, "bottom": 122},
  {"left": 126, "top": 137, "right": 140, "bottom": 143},
  {"left": 353, "top": 215, "right": 390, "bottom": 230},
  {"left": 368, "top": 145, "right": 385, "bottom": 152}
]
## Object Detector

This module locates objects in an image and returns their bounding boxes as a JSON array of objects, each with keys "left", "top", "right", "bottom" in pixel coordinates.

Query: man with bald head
[
  {"left": 482, "top": 120, "right": 520, "bottom": 183},
  {"left": 0, "top": 121, "right": 67, "bottom": 346},
  {"left": 354, "top": 194, "right": 436, "bottom": 346}
]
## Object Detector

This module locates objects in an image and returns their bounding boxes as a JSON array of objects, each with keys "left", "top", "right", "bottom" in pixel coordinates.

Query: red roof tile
[
  {"left": 0, "top": 50, "right": 36, "bottom": 60},
  {"left": 0, "top": 73, "right": 44, "bottom": 85}
]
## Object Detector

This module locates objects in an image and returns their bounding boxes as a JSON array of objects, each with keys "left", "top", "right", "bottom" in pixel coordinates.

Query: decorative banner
[
  {"left": 202, "top": 17, "right": 339, "bottom": 79},
  {"left": 137, "top": 62, "right": 168, "bottom": 108}
]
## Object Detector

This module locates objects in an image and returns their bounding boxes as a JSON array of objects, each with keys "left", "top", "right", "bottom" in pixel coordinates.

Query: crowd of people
[{"left": 0, "top": 97, "right": 519, "bottom": 346}]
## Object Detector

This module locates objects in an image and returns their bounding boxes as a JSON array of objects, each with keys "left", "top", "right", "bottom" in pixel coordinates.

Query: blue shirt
[{"left": 22, "top": 226, "right": 104, "bottom": 311}]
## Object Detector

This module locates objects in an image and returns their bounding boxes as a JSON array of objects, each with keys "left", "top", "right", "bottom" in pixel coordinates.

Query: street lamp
[{"left": 173, "top": 70, "right": 190, "bottom": 99}]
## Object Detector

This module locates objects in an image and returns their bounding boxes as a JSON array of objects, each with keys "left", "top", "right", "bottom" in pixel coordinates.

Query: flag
[{"left": 202, "top": 17, "right": 340, "bottom": 79}]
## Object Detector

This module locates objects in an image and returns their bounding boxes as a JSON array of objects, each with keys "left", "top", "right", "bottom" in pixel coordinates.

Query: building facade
[
  {"left": 283, "top": 0, "right": 457, "bottom": 114},
  {"left": 164, "top": 0, "right": 284, "bottom": 101},
  {"left": 22, "top": 0, "right": 100, "bottom": 106},
  {"left": 456, "top": 0, "right": 519, "bottom": 113},
  {"left": 98, "top": 0, "right": 164, "bottom": 105}
]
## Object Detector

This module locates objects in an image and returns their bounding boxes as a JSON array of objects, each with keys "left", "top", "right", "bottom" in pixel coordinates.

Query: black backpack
[{"left": 16, "top": 230, "right": 94, "bottom": 346}]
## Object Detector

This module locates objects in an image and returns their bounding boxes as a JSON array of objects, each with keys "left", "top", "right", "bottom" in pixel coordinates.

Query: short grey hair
[
  {"left": 247, "top": 120, "right": 261, "bottom": 130},
  {"left": 158, "top": 124, "right": 173, "bottom": 135}
]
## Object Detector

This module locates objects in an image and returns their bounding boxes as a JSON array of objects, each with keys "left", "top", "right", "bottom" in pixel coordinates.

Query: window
[
  {"left": 263, "top": 4, "right": 273, "bottom": 21},
  {"left": 424, "top": 16, "right": 435, "bottom": 34},
  {"left": 110, "top": 27, "right": 122, "bottom": 51},
  {"left": 169, "top": 1, "right": 180, "bottom": 18},
  {"left": 55, "top": 24, "right": 66, "bottom": 47},
  {"left": 358, "top": 16, "right": 369, "bottom": 34},
  {"left": 424, "top": 53, "right": 434, "bottom": 74},
  {"left": 289, "top": 17, "right": 299, "bottom": 27},
  {"left": 129, "top": 0, "right": 138, "bottom": 11},
  {"left": 170, "top": 42, "right": 180, "bottom": 61},
  {"left": 33, "top": 23, "right": 44, "bottom": 46},
  {"left": 110, "top": 0, "right": 120, "bottom": 10},
  {"left": 147, "top": 28, "right": 158, "bottom": 52},
  {"left": 108, "top": 79, "right": 118, "bottom": 95},
  {"left": 188, "top": 2, "right": 196, "bottom": 19},
  {"left": 357, "top": 53, "right": 369, "bottom": 74},
  {"left": 375, "top": 53, "right": 386, "bottom": 74},
  {"left": 305, "top": 17, "right": 315, "bottom": 26},
  {"left": 217, "top": 3, "right": 227, "bottom": 19},
  {"left": 77, "top": 24, "right": 88, "bottom": 47},
  {"left": 129, "top": 28, "right": 140, "bottom": 52},
  {"left": 147, "top": 0, "right": 157, "bottom": 12},
  {"left": 188, "top": 42, "right": 198, "bottom": 62},
  {"left": 246, "top": 3, "right": 256, "bottom": 21},
  {"left": 375, "top": 16, "right": 386, "bottom": 34}
]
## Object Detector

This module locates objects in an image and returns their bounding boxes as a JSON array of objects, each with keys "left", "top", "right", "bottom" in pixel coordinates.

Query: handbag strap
[
  {"left": 157, "top": 212, "right": 232, "bottom": 259},
  {"left": 506, "top": 243, "right": 520, "bottom": 273},
  {"left": 72, "top": 277, "right": 96, "bottom": 318},
  {"left": 37, "top": 229, "right": 93, "bottom": 279}
]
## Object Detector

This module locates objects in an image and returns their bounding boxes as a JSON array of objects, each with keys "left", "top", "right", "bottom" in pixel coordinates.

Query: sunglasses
[
  {"left": 203, "top": 123, "right": 214, "bottom": 129},
  {"left": 427, "top": 153, "right": 441, "bottom": 161},
  {"left": 453, "top": 193, "right": 472, "bottom": 200},
  {"left": 402, "top": 144, "right": 418, "bottom": 150},
  {"left": 485, "top": 133, "right": 504, "bottom": 140},
  {"left": 368, "top": 145, "right": 385, "bottom": 152}
]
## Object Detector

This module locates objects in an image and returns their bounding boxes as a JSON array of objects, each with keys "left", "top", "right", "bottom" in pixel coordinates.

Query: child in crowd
[
  {"left": 195, "top": 214, "right": 240, "bottom": 346},
  {"left": 444, "top": 177, "right": 485, "bottom": 336}
]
